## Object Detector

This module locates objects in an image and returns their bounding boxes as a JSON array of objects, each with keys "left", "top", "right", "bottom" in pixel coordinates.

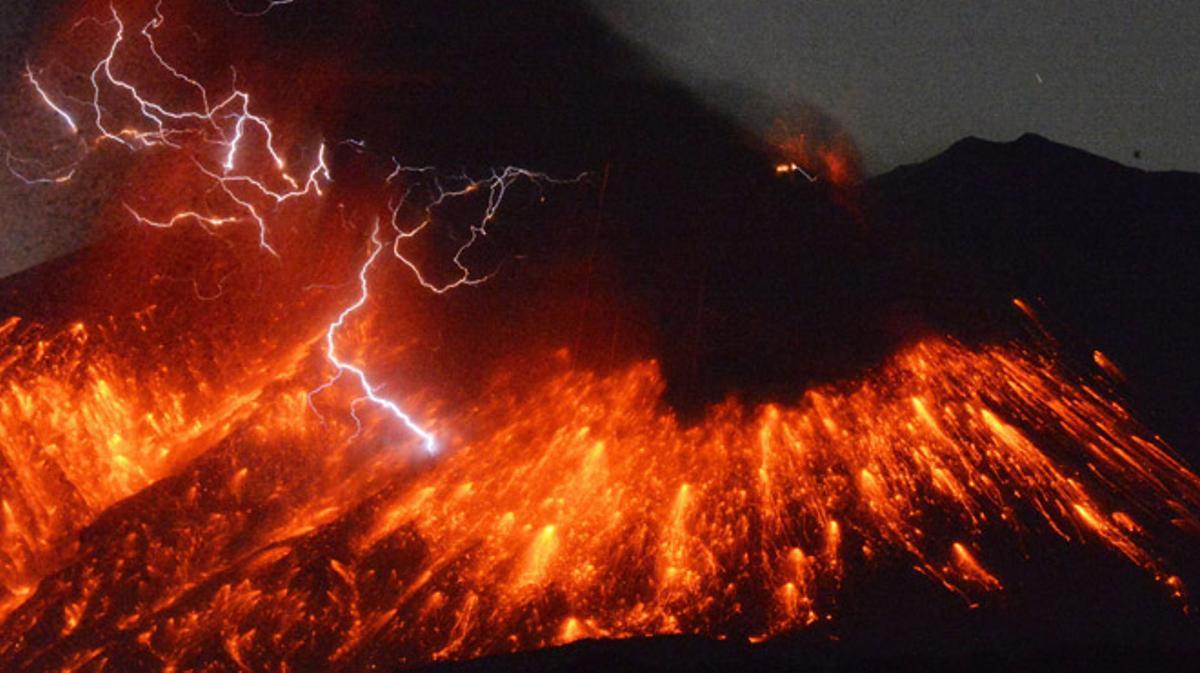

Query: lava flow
[
  {"left": 4, "top": 309, "right": 1200, "bottom": 669},
  {"left": 2, "top": 1, "right": 1200, "bottom": 671}
]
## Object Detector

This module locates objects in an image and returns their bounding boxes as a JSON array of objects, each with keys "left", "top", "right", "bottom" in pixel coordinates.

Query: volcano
[{"left": 2, "top": 1, "right": 1199, "bottom": 671}]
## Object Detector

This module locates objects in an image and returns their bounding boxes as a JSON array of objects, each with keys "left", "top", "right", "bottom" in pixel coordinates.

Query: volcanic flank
[{"left": 1, "top": 1, "right": 1199, "bottom": 672}]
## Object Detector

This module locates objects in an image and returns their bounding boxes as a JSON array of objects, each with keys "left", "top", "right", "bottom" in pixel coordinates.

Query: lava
[
  {"left": 0, "top": 307, "right": 318, "bottom": 620},
  {"left": 2, "top": 1, "right": 1199, "bottom": 671},
  {"left": 2, "top": 318, "right": 1198, "bottom": 668}
]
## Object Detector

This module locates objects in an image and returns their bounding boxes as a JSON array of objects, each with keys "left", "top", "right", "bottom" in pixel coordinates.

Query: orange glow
[
  {"left": 1093, "top": 350, "right": 1126, "bottom": 382},
  {"left": 951, "top": 542, "right": 1002, "bottom": 591},
  {"left": 2, "top": 2, "right": 1199, "bottom": 668},
  {"left": 4, "top": 312, "right": 1199, "bottom": 667},
  {"left": 0, "top": 311, "right": 319, "bottom": 619},
  {"left": 768, "top": 119, "right": 862, "bottom": 189}
]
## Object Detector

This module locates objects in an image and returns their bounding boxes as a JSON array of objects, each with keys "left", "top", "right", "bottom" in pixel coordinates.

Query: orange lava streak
[
  {"left": 0, "top": 311, "right": 316, "bottom": 618},
  {"left": 341, "top": 339, "right": 1196, "bottom": 660},
  {"left": 5, "top": 327, "right": 1194, "bottom": 669}
]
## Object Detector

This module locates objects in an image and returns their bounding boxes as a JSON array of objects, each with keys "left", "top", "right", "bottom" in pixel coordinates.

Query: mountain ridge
[{"left": 867, "top": 130, "right": 1200, "bottom": 460}]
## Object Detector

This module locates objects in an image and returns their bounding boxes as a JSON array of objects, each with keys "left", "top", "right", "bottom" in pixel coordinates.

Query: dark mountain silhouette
[
  {"left": 868, "top": 132, "right": 1200, "bottom": 460},
  {"left": 4, "top": 0, "right": 890, "bottom": 416},
  {"left": 8, "top": 3, "right": 1196, "bottom": 427},
  {"left": 293, "top": 2, "right": 1200, "bottom": 440}
]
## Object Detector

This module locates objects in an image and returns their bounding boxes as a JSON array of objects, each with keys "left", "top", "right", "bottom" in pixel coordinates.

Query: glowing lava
[
  {"left": 1, "top": 2, "right": 1199, "bottom": 671},
  {"left": 2, "top": 319, "right": 1198, "bottom": 668}
]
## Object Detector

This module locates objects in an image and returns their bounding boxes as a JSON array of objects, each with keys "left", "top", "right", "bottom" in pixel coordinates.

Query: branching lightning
[
  {"left": 16, "top": 2, "right": 330, "bottom": 255},
  {"left": 308, "top": 167, "right": 585, "bottom": 453},
  {"left": 308, "top": 221, "right": 439, "bottom": 454},
  {"left": 387, "top": 162, "right": 587, "bottom": 293},
  {"left": 6, "top": 3, "right": 1200, "bottom": 667},
  {"left": 4, "top": 150, "right": 77, "bottom": 185},
  {"left": 14, "top": 3, "right": 582, "bottom": 455}
]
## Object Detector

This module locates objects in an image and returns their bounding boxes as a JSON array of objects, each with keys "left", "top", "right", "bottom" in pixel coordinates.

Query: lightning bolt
[
  {"left": 308, "top": 221, "right": 439, "bottom": 454},
  {"left": 387, "top": 162, "right": 587, "bottom": 292},
  {"left": 23, "top": 62, "right": 78, "bottom": 135},
  {"left": 225, "top": 0, "right": 298, "bottom": 17},
  {"left": 17, "top": 2, "right": 585, "bottom": 457},
  {"left": 309, "top": 166, "right": 585, "bottom": 453},
  {"left": 17, "top": 2, "right": 330, "bottom": 255},
  {"left": 4, "top": 150, "right": 77, "bottom": 186}
]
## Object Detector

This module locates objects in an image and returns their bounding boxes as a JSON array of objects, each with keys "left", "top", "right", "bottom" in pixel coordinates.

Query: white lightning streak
[
  {"left": 20, "top": 3, "right": 329, "bottom": 253},
  {"left": 24, "top": 63, "right": 78, "bottom": 134},
  {"left": 309, "top": 221, "right": 438, "bottom": 454},
  {"left": 389, "top": 165, "right": 586, "bottom": 293},
  {"left": 226, "top": 0, "right": 298, "bottom": 18},
  {"left": 19, "top": 3, "right": 582, "bottom": 458}
]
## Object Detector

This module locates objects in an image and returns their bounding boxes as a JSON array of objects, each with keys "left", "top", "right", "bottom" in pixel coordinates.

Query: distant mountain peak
[
  {"left": 1014, "top": 131, "right": 1052, "bottom": 145},
  {"left": 873, "top": 132, "right": 1152, "bottom": 192},
  {"left": 943, "top": 132, "right": 1105, "bottom": 163}
]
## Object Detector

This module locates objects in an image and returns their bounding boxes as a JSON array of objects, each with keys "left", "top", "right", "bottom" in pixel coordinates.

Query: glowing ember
[
  {"left": 768, "top": 118, "right": 861, "bottom": 189},
  {"left": 2, "top": 319, "right": 1198, "bottom": 667}
]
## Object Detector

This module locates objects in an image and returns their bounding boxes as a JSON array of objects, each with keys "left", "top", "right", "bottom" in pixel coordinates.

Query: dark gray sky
[{"left": 593, "top": 0, "right": 1200, "bottom": 175}]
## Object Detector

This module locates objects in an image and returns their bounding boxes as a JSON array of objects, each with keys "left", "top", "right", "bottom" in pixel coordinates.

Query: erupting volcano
[{"left": 2, "top": 1, "right": 1199, "bottom": 671}]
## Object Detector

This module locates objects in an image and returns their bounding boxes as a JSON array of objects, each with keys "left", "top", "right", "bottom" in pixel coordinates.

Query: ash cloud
[{"left": 589, "top": 0, "right": 1200, "bottom": 176}]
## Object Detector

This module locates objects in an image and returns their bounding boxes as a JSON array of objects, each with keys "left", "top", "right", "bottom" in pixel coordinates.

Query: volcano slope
[{"left": 2, "top": 1, "right": 1200, "bottom": 671}]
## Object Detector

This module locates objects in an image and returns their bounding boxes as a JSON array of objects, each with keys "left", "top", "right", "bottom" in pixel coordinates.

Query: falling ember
[
  {"left": 1093, "top": 349, "right": 1126, "bottom": 382},
  {"left": 774, "top": 162, "right": 817, "bottom": 181},
  {"left": 950, "top": 542, "right": 1002, "bottom": 592},
  {"left": 1, "top": 1, "right": 1199, "bottom": 670}
]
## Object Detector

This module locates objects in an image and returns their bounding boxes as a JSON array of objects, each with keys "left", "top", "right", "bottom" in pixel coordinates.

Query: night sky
[
  {"left": 2, "top": 1, "right": 1199, "bottom": 275},
  {"left": 593, "top": 0, "right": 1200, "bottom": 174}
]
